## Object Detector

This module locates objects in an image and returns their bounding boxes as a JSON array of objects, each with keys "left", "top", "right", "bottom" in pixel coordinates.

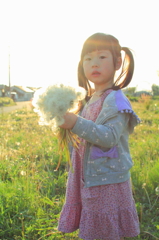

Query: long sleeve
[{"left": 71, "top": 112, "right": 129, "bottom": 148}]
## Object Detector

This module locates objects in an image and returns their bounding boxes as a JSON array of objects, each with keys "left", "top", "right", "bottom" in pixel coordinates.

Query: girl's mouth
[{"left": 92, "top": 71, "right": 100, "bottom": 76}]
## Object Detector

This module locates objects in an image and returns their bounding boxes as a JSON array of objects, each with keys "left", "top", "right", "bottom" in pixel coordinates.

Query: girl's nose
[{"left": 91, "top": 58, "right": 99, "bottom": 67}]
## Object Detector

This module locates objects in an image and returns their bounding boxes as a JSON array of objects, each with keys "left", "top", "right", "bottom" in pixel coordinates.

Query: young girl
[{"left": 58, "top": 33, "right": 140, "bottom": 240}]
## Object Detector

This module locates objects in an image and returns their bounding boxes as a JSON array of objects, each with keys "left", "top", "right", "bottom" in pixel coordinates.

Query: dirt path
[{"left": 0, "top": 101, "right": 32, "bottom": 114}]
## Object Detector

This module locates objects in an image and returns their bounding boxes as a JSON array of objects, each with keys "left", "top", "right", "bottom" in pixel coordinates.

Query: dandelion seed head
[
  {"left": 20, "top": 170, "right": 26, "bottom": 176},
  {"left": 142, "top": 183, "right": 146, "bottom": 188},
  {"left": 33, "top": 83, "right": 86, "bottom": 130},
  {"left": 155, "top": 186, "right": 159, "bottom": 195}
]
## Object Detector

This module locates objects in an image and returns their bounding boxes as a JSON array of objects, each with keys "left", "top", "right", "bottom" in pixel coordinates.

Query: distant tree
[
  {"left": 123, "top": 87, "right": 136, "bottom": 96},
  {"left": 152, "top": 84, "right": 159, "bottom": 96}
]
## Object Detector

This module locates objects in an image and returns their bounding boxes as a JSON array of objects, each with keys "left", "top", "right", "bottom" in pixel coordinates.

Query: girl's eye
[
  {"left": 100, "top": 56, "right": 106, "bottom": 59},
  {"left": 84, "top": 57, "right": 91, "bottom": 61}
]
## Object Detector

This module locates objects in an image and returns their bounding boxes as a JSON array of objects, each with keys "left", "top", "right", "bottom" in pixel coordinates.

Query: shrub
[{"left": 0, "top": 97, "right": 15, "bottom": 107}]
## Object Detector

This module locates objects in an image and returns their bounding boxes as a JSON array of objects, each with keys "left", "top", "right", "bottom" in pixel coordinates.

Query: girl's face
[{"left": 83, "top": 50, "right": 120, "bottom": 91}]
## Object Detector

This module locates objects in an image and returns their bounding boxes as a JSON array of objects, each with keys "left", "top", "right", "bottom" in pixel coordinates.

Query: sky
[{"left": 0, "top": 0, "right": 159, "bottom": 91}]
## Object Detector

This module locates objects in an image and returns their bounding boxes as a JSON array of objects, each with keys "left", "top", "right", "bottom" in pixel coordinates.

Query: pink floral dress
[{"left": 58, "top": 90, "right": 140, "bottom": 240}]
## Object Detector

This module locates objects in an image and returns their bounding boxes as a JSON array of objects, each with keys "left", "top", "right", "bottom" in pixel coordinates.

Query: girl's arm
[{"left": 60, "top": 112, "right": 129, "bottom": 148}]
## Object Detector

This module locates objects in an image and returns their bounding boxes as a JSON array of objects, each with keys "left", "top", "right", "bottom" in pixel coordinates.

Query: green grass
[
  {"left": 129, "top": 100, "right": 159, "bottom": 240},
  {"left": 0, "top": 99, "right": 159, "bottom": 239}
]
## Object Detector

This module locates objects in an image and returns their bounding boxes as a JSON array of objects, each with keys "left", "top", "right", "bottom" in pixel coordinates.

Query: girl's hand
[{"left": 60, "top": 112, "right": 78, "bottom": 129}]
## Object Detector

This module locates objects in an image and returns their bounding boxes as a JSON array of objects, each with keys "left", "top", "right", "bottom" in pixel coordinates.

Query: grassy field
[{"left": 0, "top": 96, "right": 159, "bottom": 240}]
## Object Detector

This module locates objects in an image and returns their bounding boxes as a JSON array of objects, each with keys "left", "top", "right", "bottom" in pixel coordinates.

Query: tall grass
[
  {"left": 0, "top": 98, "right": 159, "bottom": 239},
  {"left": 0, "top": 110, "right": 68, "bottom": 239}
]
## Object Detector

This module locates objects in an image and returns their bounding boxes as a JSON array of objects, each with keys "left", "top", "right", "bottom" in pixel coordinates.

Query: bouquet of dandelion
[{"left": 32, "top": 83, "right": 86, "bottom": 170}]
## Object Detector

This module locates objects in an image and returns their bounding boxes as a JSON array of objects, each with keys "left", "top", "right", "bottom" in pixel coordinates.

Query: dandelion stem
[
  {"left": 150, "top": 195, "right": 159, "bottom": 211},
  {"left": 143, "top": 187, "right": 152, "bottom": 209}
]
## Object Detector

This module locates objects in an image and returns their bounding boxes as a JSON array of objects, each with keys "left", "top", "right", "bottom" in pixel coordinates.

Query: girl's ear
[{"left": 115, "top": 57, "right": 122, "bottom": 70}]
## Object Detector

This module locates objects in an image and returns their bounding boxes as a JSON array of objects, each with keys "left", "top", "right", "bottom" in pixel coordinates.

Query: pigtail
[
  {"left": 113, "top": 47, "right": 134, "bottom": 90},
  {"left": 75, "top": 61, "right": 93, "bottom": 113},
  {"left": 78, "top": 60, "right": 92, "bottom": 101}
]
